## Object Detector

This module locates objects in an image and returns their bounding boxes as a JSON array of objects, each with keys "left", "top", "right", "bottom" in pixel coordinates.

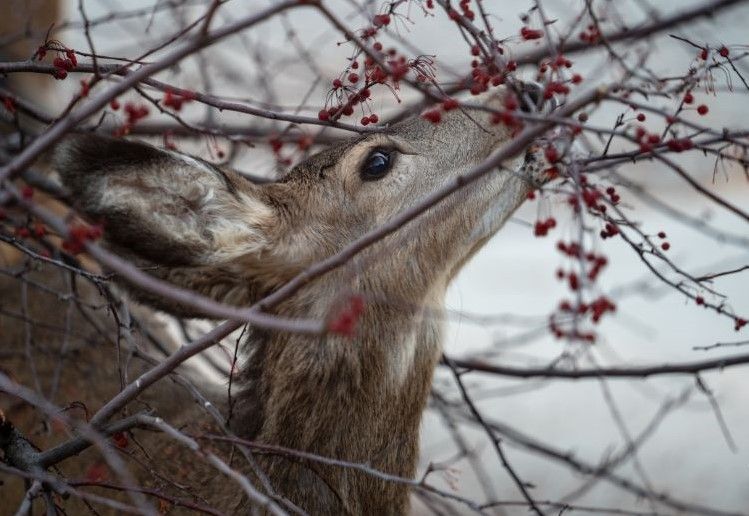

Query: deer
[{"left": 0, "top": 84, "right": 553, "bottom": 515}]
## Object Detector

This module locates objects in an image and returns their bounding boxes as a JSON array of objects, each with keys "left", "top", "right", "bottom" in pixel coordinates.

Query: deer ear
[{"left": 54, "top": 134, "right": 279, "bottom": 313}]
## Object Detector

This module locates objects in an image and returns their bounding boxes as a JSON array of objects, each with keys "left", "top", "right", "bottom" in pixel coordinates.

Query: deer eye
[{"left": 360, "top": 148, "right": 393, "bottom": 181}]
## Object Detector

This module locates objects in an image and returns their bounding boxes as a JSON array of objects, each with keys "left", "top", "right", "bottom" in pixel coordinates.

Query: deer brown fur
[{"left": 1, "top": 87, "right": 551, "bottom": 515}]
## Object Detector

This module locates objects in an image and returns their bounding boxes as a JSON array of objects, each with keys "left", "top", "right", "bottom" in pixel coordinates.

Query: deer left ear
[{"left": 54, "top": 134, "right": 279, "bottom": 314}]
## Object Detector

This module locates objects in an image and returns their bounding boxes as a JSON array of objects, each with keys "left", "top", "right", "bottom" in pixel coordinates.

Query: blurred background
[{"left": 3, "top": 0, "right": 749, "bottom": 513}]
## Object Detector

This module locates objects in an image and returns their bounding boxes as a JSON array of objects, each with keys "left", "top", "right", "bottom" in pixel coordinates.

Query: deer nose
[{"left": 516, "top": 81, "right": 556, "bottom": 112}]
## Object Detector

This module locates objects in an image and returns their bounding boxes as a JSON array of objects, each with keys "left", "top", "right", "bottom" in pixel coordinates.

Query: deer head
[
  {"left": 55, "top": 86, "right": 548, "bottom": 315},
  {"left": 52, "top": 83, "right": 552, "bottom": 514}
]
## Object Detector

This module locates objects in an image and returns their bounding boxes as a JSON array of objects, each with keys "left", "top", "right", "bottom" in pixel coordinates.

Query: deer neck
[{"left": 230, "top": 282, "right": 446, "bottom": 512}]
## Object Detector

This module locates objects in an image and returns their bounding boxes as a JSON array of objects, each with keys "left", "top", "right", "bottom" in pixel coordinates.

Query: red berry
[
  {"left": 636, "top": 113, "right": 646, "bottom": 122},
  {"left": 328, "top": 296, "right": 366, "bottom": 337},
  {"left": 683, "top": 91, "right": 694, "bottom": 104},
  {"left": 697, "top": 104, "right": 709, "bottom": 115},
  {"left": 110, "top": 99, "right": 120, "bottom": 110},
  {"left": 719, "top": 46, "right": 729, "bottom": 57},
  {"left": 503, "top": 94, "right": 519, "bottom": 111},
  {"left": 422, "top": 109, "right": 441, "bottom": 123},
  {"left": 442, "top": 98, "right": 459, "bottom": 111},
  {"left": 520, "top": 27, "right": 544, "bottom": 40},
  {"left": 112, "top": 432, "right": 129, "bottom": 449},
  {"left": 571, "top": 74, "right": 583, "bottom": 84},
  {"left": 533, "top": 221, "right": 547, "bottom": 237},
  {"left": 88, "top": 224, "right": 103, "bottom": 240},
  {"left": 470, "top": 44, "right": 480, "bottom": 56},
  {"left": 269, "top": 138, "right": 283, "bottom": 153},
  {"left": 373, "top": 14, "right": 391, "bottom": 27},
  {"left": 568, "top": 273, "right": 579, "bottom": 291},
  {"left": 544, "top": 146, "right": 559, "bottom": 163},
  {"left": 65, "top": 49, "right": 77, "bottom": 67},
  {"left": 368, "top": 113, "right": 379, "bottom": 123},
  {"left": 499, "top": 111, "right": 517, "bottom": 126},
  {"left": 33, "top": 223, "right": 46, "bottom": 237},
  {"left": 318, "top": 109, "right": 330, "bottom": 121},
  {"left": 661, "top": 242, "right": 670, "bottom": 251},
  {"left": 348, "top": 73, "right": 359, "bottom": 83},
  {"left": 332, "top": 79, "right": 342, "bottom": 89},
  {"left": 2, "top": 96, "right": 15, "bottom": 113}
]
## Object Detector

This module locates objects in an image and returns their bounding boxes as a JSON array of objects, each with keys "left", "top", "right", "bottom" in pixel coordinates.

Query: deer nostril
[{"left": 518, "top": 81, "right": 544, "bottom": 112}]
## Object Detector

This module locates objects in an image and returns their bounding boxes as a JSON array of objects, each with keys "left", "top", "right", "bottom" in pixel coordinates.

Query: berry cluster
[
  {"left": 450, "top": 0, "right": 476, "bottom": 21},
  {"left": 665, "top": 137, "right": 694, "bottom": 152},
  {"left": 578, "top": 24, "right": 601, "bottom": 44},
  {"left": 112, "top": 102, "right": 150, "bottom": 137},
  {"left": 533, "top": 217, "right": 557, "bottom": 237},
  {"left": 163, "top": 89, "right": 195, "bottom": 111},
  {"left": 316, "top": 6, "right": 449, "bottom": 126},
  {"left": 550, "top": 241, "right": 616, "bottom": 342},
  {"left": 51, "top": 49, "right": 77, "bottom": 80},
  {"left": 634, "top": 125, "right": 661, "bottom": 153},
  {"left": 520, "top": 27, "right": 544, "bottom": 40},
  {"left": 62, "top": 223, "right": 104, "bottom": 255},
  {"left": 35, "top": 43, "right": 77, "bottom": 80}
]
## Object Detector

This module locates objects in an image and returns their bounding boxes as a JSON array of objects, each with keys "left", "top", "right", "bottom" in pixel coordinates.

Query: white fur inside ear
[
  {"left": 205, "top": 207, "right": 272, "bottom": 264},
  {"left": 94, "top": 149, "right": 275, "bottom": 266},
  {"left": 162, "top": 151, "right": 277, "bottom": 262}
]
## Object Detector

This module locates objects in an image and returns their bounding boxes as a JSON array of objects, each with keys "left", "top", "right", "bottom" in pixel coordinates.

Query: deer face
[
  {"left": 55, "top": 84, "right": 548, "bottom": 315},
  {"left": 261, "top": 85, "right": 548, "bottom": 297}
]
